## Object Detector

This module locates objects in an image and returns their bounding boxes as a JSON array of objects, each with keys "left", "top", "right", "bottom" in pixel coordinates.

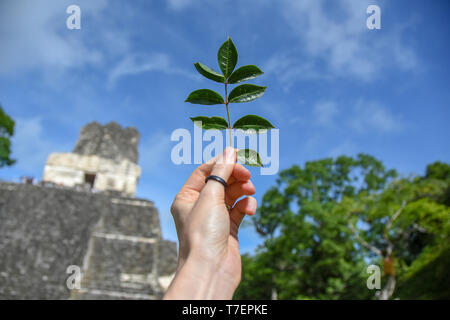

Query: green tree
[
  {"left": 0, "top": 105, "right": 15, "bottom": 168},
  {"left": 425, "top": 161, "right": 450, "bottom": 206},
  {"left": 345, "top": 169, "right": 449, "bottom": 299},
  {"left": 393, "top": 162, "right": 450, "bottom": 299},
  {"left": 235, "top": 156, "right": 450, "bottom": 300}
]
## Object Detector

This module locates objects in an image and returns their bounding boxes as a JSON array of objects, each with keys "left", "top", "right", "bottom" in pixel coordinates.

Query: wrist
[
  {"left": 164, "top": 252, "right": 218, "bottom": 299},
  {"left": 207, "top": 268, "right": 240, "bottom": 299},
  {"left": 184, "top": 249, "right": 239, "bottom": 299},
  {"left": 164, "top": 250, "right": 239, "bottom": 300}
]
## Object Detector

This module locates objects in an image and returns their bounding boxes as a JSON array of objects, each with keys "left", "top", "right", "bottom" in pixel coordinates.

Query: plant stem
[{"left": 225, "top": 81, "right": 232, "bottom": 148}]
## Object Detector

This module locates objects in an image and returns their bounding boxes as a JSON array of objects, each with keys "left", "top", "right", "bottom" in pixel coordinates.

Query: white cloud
[
  {"left": 139, "top": 131, "right": 174, "bottom": 175},
  {"left": 349, "top": 100, "right": 403, "bottom": 133},
  {"left": 0, "top": 0, "right": 108, "bottom": 75},
  {"left": 108, "top": 53, "right": 197, "bottom": 88},
  {"left": 263, "top": 52, "right": 323, "bottom": 90},
  {"left": 328, "top": 140, "right": 357, "bottom": 158},
  {"left": 313, "top": 101, "right": 339, "bottom": 127},
  {"left": 306, "top": 99, "right": 403, "bottom": 134},
  {"left": 167, "top": 0, "right": 193, "bottom": 11},
  {"left": 266, "top": 0, "right": 418, "bottom": 82},
  {"left": 10, "top": 117, "right": 69, "bottom": 175}
]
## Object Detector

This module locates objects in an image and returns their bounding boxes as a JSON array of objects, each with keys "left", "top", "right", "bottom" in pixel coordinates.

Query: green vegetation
[
  {"left": 235, "top": 155, "right": 450, "bottom": 299},
  {"left": 0, "top": 105, "right": 15, "bottom": 168},
  {"left": 185, "top": 37, "right": 273, "bottom": 167}
]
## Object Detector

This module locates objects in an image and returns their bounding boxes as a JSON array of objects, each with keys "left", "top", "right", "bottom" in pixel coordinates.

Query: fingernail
[{"left": 225, "top": 147, "right": 235, "bottom": 160}]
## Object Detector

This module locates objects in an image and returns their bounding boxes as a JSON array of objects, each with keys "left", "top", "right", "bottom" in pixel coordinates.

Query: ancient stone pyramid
[{"left": 0, "top": 122, "right": 177, "bottom": 299}]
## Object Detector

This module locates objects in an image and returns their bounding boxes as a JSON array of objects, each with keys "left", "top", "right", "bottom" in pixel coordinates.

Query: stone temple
[
  {"left": 43, "top": 122, "right": 141, "bottom": 196},
  {"left": 0, "top": 122, "right": 177, "bottom": 299}
]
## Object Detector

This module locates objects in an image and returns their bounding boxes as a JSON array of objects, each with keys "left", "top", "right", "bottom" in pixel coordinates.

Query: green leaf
[
  {"left": 228, "top": 84, "right": 266, "bottom": 103},
  {"left": 237, "top": 149, "right": 264, "bottom": 167},
  {"left": 233, "top": 115, "right": 274, "bottom": 133},
  {"left": 190, "top": 116, "right": 229, "bottom": 130},
  {"left": 185, "top": 89, "right": 224, "bottom": 105},
  {"left": 217, "top": 37, "right": 238, "bottom": 78},
  {"left": 194, "top": 62, "right": 225, "bottom": 83},
  {"left": 228, "top": 65, "right": 263, "bottom": 84},
  {"left": 0, "top": 106, "right": 15, "bottom": 136}
]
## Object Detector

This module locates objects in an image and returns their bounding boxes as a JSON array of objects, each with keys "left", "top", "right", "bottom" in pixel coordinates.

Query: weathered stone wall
[
  {"left": 73, "top": 122, "right": 140, "bottom": 164},
  {"left": 0, "top": 181, "right": 177, "bottom": 300},
  {"left": 42, "top": 152, "right": 141, "bottom": 196}
]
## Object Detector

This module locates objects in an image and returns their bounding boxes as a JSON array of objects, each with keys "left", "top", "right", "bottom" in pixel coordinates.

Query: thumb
[{"left": 199, "top": 147, "right": 236, "bottom": 204}]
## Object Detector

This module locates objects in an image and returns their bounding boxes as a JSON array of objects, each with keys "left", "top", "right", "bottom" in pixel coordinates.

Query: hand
[{"left": 164, "top": 147, "right": 257, "bottom": 299}]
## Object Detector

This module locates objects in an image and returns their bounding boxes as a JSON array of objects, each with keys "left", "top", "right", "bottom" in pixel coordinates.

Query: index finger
[{"left": 178, "top": 155, "right": 250, "bottom": 198}]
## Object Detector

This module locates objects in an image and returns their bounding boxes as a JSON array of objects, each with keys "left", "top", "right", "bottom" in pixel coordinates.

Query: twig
[
  {"left": 383, "top": 200, "right": 407, "bottom": 256},
  {"left": 348, "top": 223, "right": 382, "bottom": 256},
  {"left": 385, "top": 200, "right": 407, "bottom": 232}
]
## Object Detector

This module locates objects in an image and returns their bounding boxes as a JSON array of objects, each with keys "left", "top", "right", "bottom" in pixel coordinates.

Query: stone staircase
[{"left": 0, "top": 181, "right": 177, "bottom": 299}]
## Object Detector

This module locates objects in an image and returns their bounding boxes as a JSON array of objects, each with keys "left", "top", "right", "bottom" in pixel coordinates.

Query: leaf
[
  {"left": 0, "top": 106, "right": 15, "bottom": 136},
  {"left": 228, "top": 65, "right": 263, "bottom": 84},
  {"left": 233, "top": 115, "right": 274, "bottom": 133},
  {"left": 190, "top": 116, "right": 229, "bottom": 130},
  {"left": 194, "top": 62, "right": 225, "bottom": 83},
  {"left": 228, "top": 84, "right": 266, "bottom": 103},
  {"left": 185, "top": 89, "right": 224, "bottom": 105},
  {"left": 237, "top": 149, "right": 264, "bottom": 167},
  {"left": 217, "top": 37, "right": 238, "bottom": 78}
]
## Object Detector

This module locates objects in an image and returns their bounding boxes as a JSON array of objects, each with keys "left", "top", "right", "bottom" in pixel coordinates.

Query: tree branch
[
  {"left": 348, "top": 222, "right": 382, "bottom": 256},
  {"left": 385, "top": 200, "right": 407, "bottom": 232},
  {"left": 383, "top": 200, "right": 407, "bottom": 256}
]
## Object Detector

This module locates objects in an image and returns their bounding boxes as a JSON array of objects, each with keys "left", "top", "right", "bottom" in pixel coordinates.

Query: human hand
[{"left": 164, "top": 147, "right": 257, "bottom": 299}]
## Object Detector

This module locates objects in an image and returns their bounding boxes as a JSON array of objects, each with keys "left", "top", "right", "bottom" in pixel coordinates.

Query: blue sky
[{"left": 1, "top": 0, "right": 449, "bottom": 253}]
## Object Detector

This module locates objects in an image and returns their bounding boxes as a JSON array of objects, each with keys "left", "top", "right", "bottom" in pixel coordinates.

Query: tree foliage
[
  {"left": 0, "top": 105, "right": 15, "bottom": 168},
  {"left": 235, "top": 155, "right": 450, "bottom": 300}
]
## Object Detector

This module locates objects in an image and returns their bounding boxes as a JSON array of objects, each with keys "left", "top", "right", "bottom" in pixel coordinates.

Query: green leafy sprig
[{"left": 185, "top": 37, "right": 274, "bottom": 167}]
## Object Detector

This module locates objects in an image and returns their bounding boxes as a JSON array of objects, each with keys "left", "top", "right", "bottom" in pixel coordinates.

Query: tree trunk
[
  {"left": 377, "top": 275, "right": 396, "bottom": 300},
  {"left": 271, "top": 287, "right": 278, "bottom": 300}
]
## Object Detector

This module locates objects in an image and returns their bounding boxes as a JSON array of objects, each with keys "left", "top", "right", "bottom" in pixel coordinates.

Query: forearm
[{"left": 163, "top": 254, "right": 237, "bottom": 300}]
